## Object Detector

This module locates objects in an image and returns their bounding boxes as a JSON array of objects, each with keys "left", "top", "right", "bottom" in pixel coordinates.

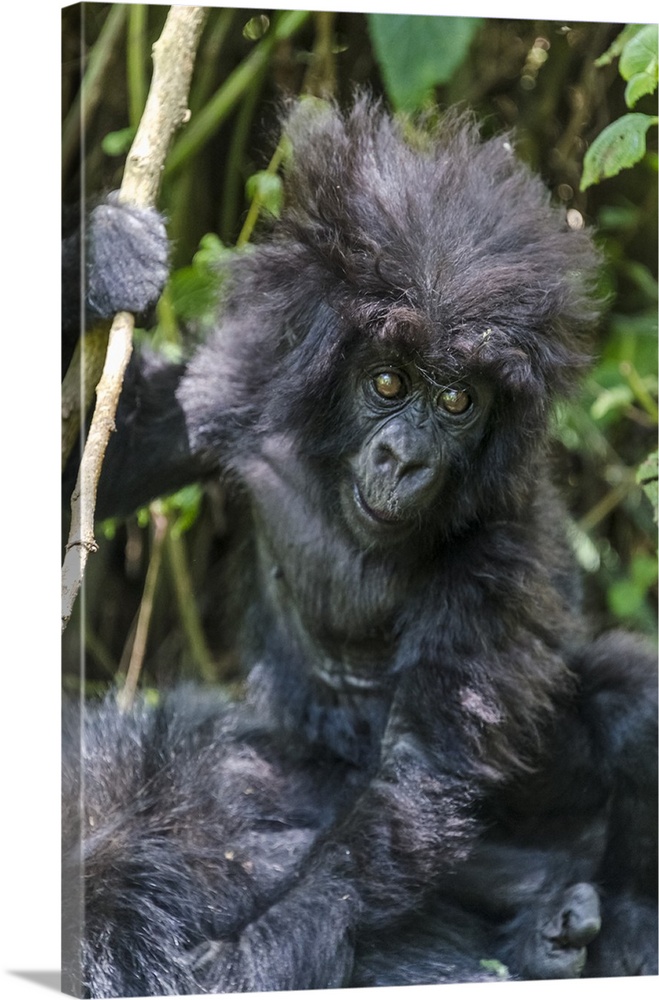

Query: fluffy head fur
[{"left": 180, "top": 97, "right": 601, "bottom": 530}]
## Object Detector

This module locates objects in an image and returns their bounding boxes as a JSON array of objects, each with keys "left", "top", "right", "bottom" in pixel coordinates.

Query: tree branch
[{"left": 62, "top": 6, "right": 208, "bottom": 633}]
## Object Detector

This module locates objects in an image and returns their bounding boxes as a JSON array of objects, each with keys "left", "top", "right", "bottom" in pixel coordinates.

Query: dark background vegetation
[{"left": 61, "top": 4, "right": 658, "bottom": 695}]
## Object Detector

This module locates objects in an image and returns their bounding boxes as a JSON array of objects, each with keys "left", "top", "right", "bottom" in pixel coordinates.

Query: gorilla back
[{"left": 63, "top": 99, "right": 658, "bottom": 996}]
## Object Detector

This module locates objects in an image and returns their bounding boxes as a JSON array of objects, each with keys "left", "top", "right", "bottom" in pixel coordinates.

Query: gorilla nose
[{"left": 373, "top": 443, "right": 435, "bottom": 492}]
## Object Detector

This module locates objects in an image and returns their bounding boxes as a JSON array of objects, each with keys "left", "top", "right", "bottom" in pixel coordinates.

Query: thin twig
[
  {"left": 236, "top": 138, "right": 288, "bottom": 248},
  {"left": 303, "top": 11, "right": 338, "bottom": 98},
  {"left": 166, "top": 530, "right": 218, "bottom": 684},
  {"left": 117, "top": 506, "right": 169, "bottom": 712}
]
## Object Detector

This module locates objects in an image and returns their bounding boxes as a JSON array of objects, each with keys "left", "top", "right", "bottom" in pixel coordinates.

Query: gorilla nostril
[
  {"left": 401, "top": 461, "right": 429, "bottom": 481},
  {"left": 373, "top": 443, "right": 399, "bottom": 472},
  {"left": 373, "top": 446, "right": 431, "bottom": 487},
  {"left": 397, "top": 462, "right": 435, "bottom": 499}
]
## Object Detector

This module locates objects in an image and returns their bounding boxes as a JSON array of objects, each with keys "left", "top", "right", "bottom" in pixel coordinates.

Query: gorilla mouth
[{"left": 353, "top": 483, "right": 404, "bottom": 526}]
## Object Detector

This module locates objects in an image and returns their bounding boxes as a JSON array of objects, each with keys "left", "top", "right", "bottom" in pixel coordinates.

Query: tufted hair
[{"left": 181, "top": 96, "right": 602, "bottom": 490}]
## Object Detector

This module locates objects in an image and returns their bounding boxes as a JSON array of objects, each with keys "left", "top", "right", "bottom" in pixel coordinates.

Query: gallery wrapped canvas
[{"left": 61, "top": 5, "right": 658, "bottom": 997}]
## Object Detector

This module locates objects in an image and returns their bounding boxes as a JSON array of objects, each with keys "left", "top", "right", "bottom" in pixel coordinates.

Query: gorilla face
[{"left": 340, "top": 355, "right": 494, "bottom": 547}]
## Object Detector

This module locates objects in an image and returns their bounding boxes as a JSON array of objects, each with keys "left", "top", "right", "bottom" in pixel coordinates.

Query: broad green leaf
[
  {"left": 581, "top": 113, "right": 658, "bottom": 190},
  {"left": 367, "top": 14, "right": 481, "bottom": 111},
  {"left": 620, "top": 24, "right": 658, "bottom": 107},
  {"left": 619, "top": 25, "right": 658, "bottom": 83},
  {"left": 619, "top": 262, "right": 659, "bottom": 303},
  {"left": 167, "top": 236, "right": 234, "bottom": 330},
  {"left": 626, "top": 72, "right": 658, "bottom": 108},
  {"left": 597, "top": 204, "right": 642, "bottom": 231}
]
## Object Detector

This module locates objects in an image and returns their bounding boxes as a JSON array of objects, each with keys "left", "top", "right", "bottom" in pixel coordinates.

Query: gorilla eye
[
  {"left": 373, "top": 371, "right": 406, "bottom": 400},
  {"left": 438, "top": 388, "right": 471, "bottom": 415}
]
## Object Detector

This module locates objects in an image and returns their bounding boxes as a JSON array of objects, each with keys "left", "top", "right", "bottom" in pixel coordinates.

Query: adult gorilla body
[{"left": 62, "top": 100, "right": 657, "bottom": 997}]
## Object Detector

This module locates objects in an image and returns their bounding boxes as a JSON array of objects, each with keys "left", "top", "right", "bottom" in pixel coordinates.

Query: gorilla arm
[
  {"left": 181, "top": 633, "right": 557, "bottom": 992},
  {"left": 94, "top": 354, "right": 209, "bottom": 519}
]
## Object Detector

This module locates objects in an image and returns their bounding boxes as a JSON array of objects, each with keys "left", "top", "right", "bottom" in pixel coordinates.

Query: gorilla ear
[
  {"left": 453, "top": 326, "right": 591, "bottom": 400},
  {"left": 484, "top": 343, "right": 544, "bottom": 396},
  {"left": 496, "top": 343, "right": 591, "bottom": 398}
]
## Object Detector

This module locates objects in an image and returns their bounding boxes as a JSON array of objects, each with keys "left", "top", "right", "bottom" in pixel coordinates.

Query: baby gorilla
[{"left": 62, "top": 98, "right": 657, "bottom": 996}]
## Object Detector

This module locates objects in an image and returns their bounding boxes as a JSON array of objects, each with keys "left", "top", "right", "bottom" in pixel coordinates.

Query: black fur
[{"left": 62, "top": 99, "right": 657, "bottom": 997}]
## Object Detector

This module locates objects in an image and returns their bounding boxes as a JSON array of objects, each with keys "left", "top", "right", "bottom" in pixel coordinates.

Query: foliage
[
  {"left": 244, "top": 169, "right": 284, "bottom": 218},
  {"left": 161, "top": 233, "right": 232, "bottom": 345},
  {"left": 581, "top": 25, "right": 658, "bottom": 190},
  {"left": 567, "top": 23, "right": 658, "bottom": 630},
  {"left": 598, "top": 24, "right": 658, "bottom": 106},
  {"left": 367, "top": 14, "right": 481, "bottom": 110}
]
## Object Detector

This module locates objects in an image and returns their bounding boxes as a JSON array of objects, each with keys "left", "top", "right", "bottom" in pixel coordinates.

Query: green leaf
[
  {"left": 192, "top": 232, "right": 228, "bottom": 270},
  {"left": 163, "top": 233, "right": 234, "bottom": 333},
  {"left": 581, "top": 113, "right": 658, "bottom": 190},
  {"left": 245, "top": 170, "right": 284, "bottom": 218},
  {"left": 161, "top": 484, "right": 204, "bottom": 537},
  {"left": 367, "top": 14, "right": 481, "bottom": 111},
  {"left": 597, "top": 204, "right": 643, "bottom": 231},
  {"left": 242, "top": 14, "right": 270, "bottom": 41},
  {"left": 625, "top": 72, "right": 658, "bottom": 108},
  {"left": 619, "top": 25, "right": 658, "bottom": 82},
  {"left": 620, "top": 25, "right": 658, "bottom": 107},
  {"left": 168, "top": 266, "right": 221, "bottom": 325},
  {"left": 604, "top": 311, "right": 659, "bottom": 371},
  {"left": 101, "top": 126, "right": 136, "bottom": 157},
  {"left": 620, "top": 262, "right": 659, "bottom": 303}
]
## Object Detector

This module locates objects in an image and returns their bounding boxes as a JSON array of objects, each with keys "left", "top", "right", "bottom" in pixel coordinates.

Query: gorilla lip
[{"left": 353, "top": 482, "right": 404, "bottom": 526}]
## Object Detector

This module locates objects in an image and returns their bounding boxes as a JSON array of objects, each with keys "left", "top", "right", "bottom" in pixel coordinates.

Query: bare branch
[{"left": 62, "top": 6, "right": 208, "bottom": 633}]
